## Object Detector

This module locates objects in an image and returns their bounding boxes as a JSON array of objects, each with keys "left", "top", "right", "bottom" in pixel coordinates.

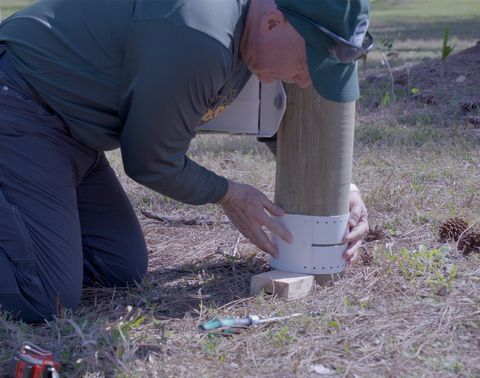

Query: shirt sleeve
[{"left": 119, "top": 20, "right": 231, "bottom": 205}]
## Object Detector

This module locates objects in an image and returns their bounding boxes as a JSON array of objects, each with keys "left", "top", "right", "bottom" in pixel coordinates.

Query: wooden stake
[{"left": 275, "top": 83, "right": 356, "bottom": 284}]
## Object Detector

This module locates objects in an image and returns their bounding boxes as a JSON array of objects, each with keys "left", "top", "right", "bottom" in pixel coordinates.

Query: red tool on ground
[{"left": 9, "top": 342, "right": 60, "bottom": 378}]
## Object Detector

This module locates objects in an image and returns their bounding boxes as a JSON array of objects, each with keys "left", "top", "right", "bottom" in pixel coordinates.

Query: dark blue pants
[{"left": 0, "top": 47, "right": 148, "bottom": 323}]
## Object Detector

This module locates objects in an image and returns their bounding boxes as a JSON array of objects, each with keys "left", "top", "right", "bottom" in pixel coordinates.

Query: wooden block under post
[{"left": 250, "top": 270, "right": 314, "bottom": 299}]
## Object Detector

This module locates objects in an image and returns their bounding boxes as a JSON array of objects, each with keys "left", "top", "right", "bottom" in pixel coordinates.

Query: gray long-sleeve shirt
[{"left": 0, "top": 0, "right": 252, "bottom": 204}]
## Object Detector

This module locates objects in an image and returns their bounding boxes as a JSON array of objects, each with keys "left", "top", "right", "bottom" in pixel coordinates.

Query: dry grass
[
  {"left": 2, "top": 212, "right": 479, "bottom": 377},
  {"left": 2, "top": 10, "right": 480, "bottom": 378}
]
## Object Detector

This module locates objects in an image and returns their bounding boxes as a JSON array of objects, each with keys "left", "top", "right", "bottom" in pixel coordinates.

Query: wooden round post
[{"left": 275, "top": 83, "right": 356, "bottom": 284}]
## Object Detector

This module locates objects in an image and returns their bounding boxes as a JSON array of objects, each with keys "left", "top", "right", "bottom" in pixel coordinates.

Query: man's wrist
[{"left": 215, "top": 179, "right": 236, "bottom": 206}]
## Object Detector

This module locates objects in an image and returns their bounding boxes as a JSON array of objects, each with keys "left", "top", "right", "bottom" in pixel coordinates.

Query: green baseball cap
[{"left": 275, "top": 0, "right": 372, "bottom": 103}]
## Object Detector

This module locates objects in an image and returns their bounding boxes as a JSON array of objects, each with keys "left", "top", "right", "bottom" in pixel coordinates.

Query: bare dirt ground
[
  {"left": 396, "top": 40, "right": 480, "bottom": 102},
  {"left": 360, "top": 40, "right": 480, "bottom": 122}
]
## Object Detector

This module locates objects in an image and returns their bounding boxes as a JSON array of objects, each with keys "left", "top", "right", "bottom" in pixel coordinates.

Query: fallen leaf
[
  {"left": 455, "top": 75, "right": 466, "bottom": 83},
  {"left": 310, "top": 363, "right": 336, "bottom": 375}
]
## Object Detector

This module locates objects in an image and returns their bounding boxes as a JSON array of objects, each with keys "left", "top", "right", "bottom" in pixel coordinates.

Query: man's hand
[
  {"left": 343, "top": 190, "right": 369, "bottom": 263},
  {"left": 216, "top": 180, "right": 293, "bottom": 258}
]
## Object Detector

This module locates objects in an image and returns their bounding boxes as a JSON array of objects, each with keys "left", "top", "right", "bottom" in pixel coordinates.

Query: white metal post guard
[{"left": 269, "top": 213, "right": 349, "bottom": 274}]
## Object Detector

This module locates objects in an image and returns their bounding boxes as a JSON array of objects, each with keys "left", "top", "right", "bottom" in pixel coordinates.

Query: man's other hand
[
  {"left": 343, "top": 190, "right": 369, "bottom": 263},
  {"left": 216, "top": 180, "right": 293, "bottom": 258}
]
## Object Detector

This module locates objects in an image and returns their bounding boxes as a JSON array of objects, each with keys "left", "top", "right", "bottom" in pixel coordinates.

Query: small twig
[
  {"left": 56, "top": 294, "right": 63, "bottom": 319},
  {"left": 232, "top": 234, "right": 241, "bottom": 257},
  {"left": 230, "top": 234, "right": 241, "bottom": 271},
  {"left": 381, "top": 52, "right": 395, "bottom": 103},
  {"left": 414, "top": 331, "right": 440, "bottom": 358},
  {"left": 409, "top": 89, "right": 441, "bottom": 99},
  {"left": 343, "top": 361, "right": 353, "bottom": 377},
  {"left": 140, "top": 206, "right": 231, "bottom": 227}
]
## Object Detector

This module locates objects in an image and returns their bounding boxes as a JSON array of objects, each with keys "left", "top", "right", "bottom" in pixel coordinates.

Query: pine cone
[
  {"left": 461, "top": 102, "right": 477, "bottom": 112},
  {"left": 465, "top": 115, "right": 480, "bottom": 126},
  {"left": 438, "top": 217, "right": 469, "bottom": 242},
  {"left": 460, "top": 97, "right": 480, "bottom": 112},
  {"left": 458, "top": 230, "right": 480, "bottom": 254}
]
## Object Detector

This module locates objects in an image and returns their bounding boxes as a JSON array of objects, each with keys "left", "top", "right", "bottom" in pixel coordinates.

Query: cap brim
[{"left": 306, "top": 43, "right": 359, "bottom": 103}]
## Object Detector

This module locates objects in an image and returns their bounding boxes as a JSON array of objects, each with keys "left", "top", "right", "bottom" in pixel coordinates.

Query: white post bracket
[{"left": 269, "top": 213, "right": 349, "bottom": 274}]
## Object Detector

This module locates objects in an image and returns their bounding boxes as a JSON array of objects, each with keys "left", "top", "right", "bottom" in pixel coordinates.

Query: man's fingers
[
  {"left": 348, "top": 202, "right": 360, "bottom": 227},
  {"left": 260, "top": 194, "right": 292, "bottom": 243},
  {"left": 344, "top": 219, "right": 369, "bottom": 243},
  {"left": 263, "top": 215, "right": 293, "bottom": 244},
  {"left": 348, "top": 213, "right": 359, "bottom": 228},
  {"left": 252, "top": 231, "right": 280, "bottom": 258},
  {"left": 263, "top": 199, "right": 286, "bottom": 217},
  {"left": 343, "top": 239, "right": 362, "bottom": 260},
  {"left": 348, "top": 194, "right": 364, "bottom": 227},
  {"left": 238, "top": 221, "right": 280, "bottom": 258}
]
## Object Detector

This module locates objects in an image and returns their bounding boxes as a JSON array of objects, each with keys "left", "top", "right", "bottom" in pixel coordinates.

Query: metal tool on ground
[
  {"left": 198, "top": 311, "right": 320, "bottom": 335},
  {"left": 9, "top": 341, "right": 60, "bottom": 378}
]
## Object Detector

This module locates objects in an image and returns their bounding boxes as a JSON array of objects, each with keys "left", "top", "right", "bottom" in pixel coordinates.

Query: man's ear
[{"left": 260, "top": 9, "right": 287, "bottom": 36}]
